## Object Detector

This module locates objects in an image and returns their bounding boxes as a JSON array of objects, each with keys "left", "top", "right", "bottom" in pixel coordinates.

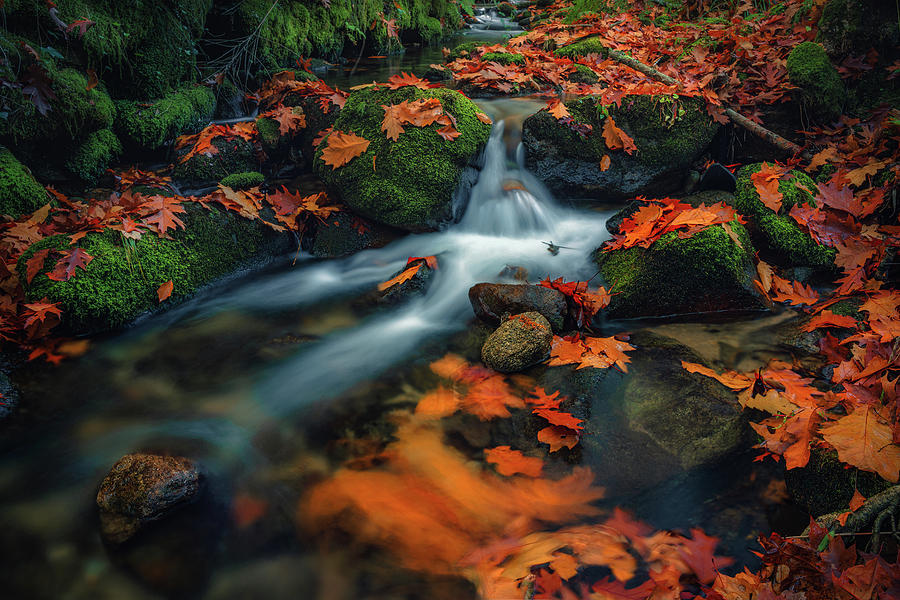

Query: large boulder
[
  {"left": 469, "top": 283, "right": 568, "bottom": 331},
  {"left": 314, "top": 85, "right": 492, "bottom": 231},
  {"left": 96, "top": 454, "right": 202, "bottom": 544},
  {"left": 481, "top": 312, "right": 552, "bottom": 372},
  {"left": 595, "top": 216, "right": 764, "bottom": 318},
  {"left": 578, "top": 332, "right": 750, "bottom": 496},
  {"left": 115, "top": 86, "right": 217, "bottom": 151},
  {"left": 522, "top": 94, "right": 719, "bottom": 200},
  {"left": 734, "top": 164, "right": 836, "bottom": 273}
]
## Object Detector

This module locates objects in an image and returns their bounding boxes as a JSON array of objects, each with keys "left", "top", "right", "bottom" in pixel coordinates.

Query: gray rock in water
[
  {"left": 96, "top": 453, "right": 202, "bottom": 544},
  {"left": 481, "top": 311, "right": 552, "bottom": 373},
  {"left": 469, "top": 283, "right": 568, "bottom": 332}
]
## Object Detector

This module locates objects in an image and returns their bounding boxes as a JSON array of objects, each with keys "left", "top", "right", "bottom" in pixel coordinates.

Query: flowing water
[{"left": 0, "top": 30, "right": 806, "bottom": 600}]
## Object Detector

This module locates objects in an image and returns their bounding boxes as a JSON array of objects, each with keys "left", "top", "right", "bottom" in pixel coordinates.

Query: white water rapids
[{"left": 124, "top": 99, "right": 613, "bottom": 424}]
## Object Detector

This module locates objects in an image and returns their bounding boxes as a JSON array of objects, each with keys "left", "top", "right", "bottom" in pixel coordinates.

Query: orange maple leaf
[
  {"left": 821, "top": 408, "right": 900, "bottom": 483},
  {"left": 321, "top": 130, "right": 370, "bottom": 169},
  {"left": 485, "top": 446, "right": 543, "bottom": 477},
  {"left": 377, "top": 263, "right": 422, "bottom": 291}
]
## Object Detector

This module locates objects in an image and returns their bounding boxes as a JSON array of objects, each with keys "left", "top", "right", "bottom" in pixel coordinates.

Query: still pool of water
[{"left": 0, "top": 29, "right": 809, "bottom": 600}]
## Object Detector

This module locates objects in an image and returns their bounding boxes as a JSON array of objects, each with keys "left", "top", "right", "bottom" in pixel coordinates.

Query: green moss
[
  {"left": 570, "top": 63, "right": 599, "bottom": 84},
  {"left": 554, "top": 36, "right": 607, "bottom": 59},
  {"left": 220, "top": 171, "right": 265, "bottom": 190},
  {"left": 565, "top": 0, "right": 626, "bottom": 23},
  {"left": 497, "top": 2, "right": 516, "bottom": 17},
  {"left": 314, "top": 85, "right": 491, "bottom": 231},
  {"left": 115, "top": 86, "right": 216, "bottom": 150},
  {"left": 596, "top": 222, "right": 761, "bottom": 318},
  {"left": 1, "top": 65, "right": 114, "bottom": 146},
  {"left": 482, "top": 52, "right": 525, "bottom": 65},
  {"left": 174, "top": 136, "right": 258, "bottom": 187},
  {"left": 528, "top": 94, "right": 717, "bottom": 169},
  {"left": 237, "top": 0, "right": 311, "bottom": 72},
  {"left": 0, "top": 146, "right": 47, "bottom": 217},
  {"left": 18, "top": 203, "right": 275, "bottom": 332},
  {"left": 65, "top": 128, "right": 122, "bottom": 184},
  {"left": 46, "top": 0, "right": 213, "bottom": 99},
  {"left": 734, "top": 164, "right": 836, "bottom": 270},
  {"left": 829, "top": 297, "right": 864, "bottom": 321},
  {"left": 255, "top": 116, "right": 281, "bottom": 151},
  {"left": 420, "top": 16, "right": 443, "bottom": 43},
  {"left": 786, "top": 41, "right": 844, "bottom": 122},
  {"left": 446, "top": 41, "right": 482, "bottom": 62}
]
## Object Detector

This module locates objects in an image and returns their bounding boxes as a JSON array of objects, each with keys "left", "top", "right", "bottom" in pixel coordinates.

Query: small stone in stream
[
  {"left": 469, "top": 283, "right": 567, "bottom": 332},
  {"left": 96, "top": 453, "right": 202, "bottom": 544},
  {"left": 481, "top": 312, "right": 552, "bottom": 373}
]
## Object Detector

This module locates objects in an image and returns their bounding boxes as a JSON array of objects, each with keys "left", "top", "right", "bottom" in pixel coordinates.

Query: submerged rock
[
  {"left": 481, "top": 312, "right": 552, "bottom": 373},
  {"left": 311, "top": 210, "right": 400, "bottom": 258},
  {"left": 469, "top": 282, "right": 568, "bottom": 332},
  {"left": 522, "top": 94, "right": 719, "bottom": 200},
  {"left": 314, "top": 86, "right": 491, "bottom": 231},
  {"left": 595, "top": 217, "right": 764, "bottom": 318},
  {"left": 96, "top": 453, "right": 202, "bottom": 544},
  {"left": 580, "top": 332, "right": 750, "bottom": 496}
]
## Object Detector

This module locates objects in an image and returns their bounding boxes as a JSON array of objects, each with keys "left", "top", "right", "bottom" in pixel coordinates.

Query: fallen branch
[{"left": 601, "top": 47, "right": 807, "bottom": 158}]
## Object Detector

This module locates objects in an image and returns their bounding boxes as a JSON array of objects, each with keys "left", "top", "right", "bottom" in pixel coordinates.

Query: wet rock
[
  {"left": 523, "top": 94, "right": 719, "bottom": 201},
  {"left": 0, "top": 369, "right": 19, "bottom": 420},
  {"left": 469, "top": 283, "right": 568, "bottom": 331},
  {"left": 785, "top": 448, "right": 893, "bottom": 517},
  {"left": 481, "top": 312, "right": 552, "bottom": 373},
  {"left": 311, "top": 211, "right": 401, "bottom": 258},
  {"left": 373, "top": 257, "right": 436, "bottom": 305},
  {"left": 96, "top": 453, "right": 202, "bottom": 544},
  {"left": 581, "top": 332, "right": 751, "bottom": 496},
  {"left": 595, "top": 217, "right": 765, "bottom": 318}
]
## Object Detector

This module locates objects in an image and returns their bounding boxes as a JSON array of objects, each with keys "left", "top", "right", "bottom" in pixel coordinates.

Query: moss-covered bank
[
  {"left": 18, "top": 203, "right": 288, "bottom": 333},
  {"left": 786, "top": 42, "right": 844, "bottom": 123},
  {"left": 115, "top": 87, "right": 216, "bottom": 150},
  {"left": 0, "top": 147, "right": 48, "bottom": 217},
  {"left": 314, "top": 85, "right": 491, "bottom": 231}
]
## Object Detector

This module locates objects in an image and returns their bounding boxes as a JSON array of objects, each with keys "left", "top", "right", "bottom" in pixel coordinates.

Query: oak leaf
[
  {"left": 484, "top": 446, "right": 543, "bottom": 477},
  {"left": 47, "top": 248, "right": 93, "bottom": 282},
  {"left": 320, "top": 130, "right": 370, "bottom": 169},
  {"left": 820, "top": 408, "right": 900, "bottom": 482},
  {"left": 601, "top": 116, "right": 637, "bottom": 155}
]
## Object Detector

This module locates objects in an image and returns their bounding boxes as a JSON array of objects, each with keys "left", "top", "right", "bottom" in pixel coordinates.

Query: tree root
[{"left": 809, "top": 485, "right": 900, "bottom": 552}]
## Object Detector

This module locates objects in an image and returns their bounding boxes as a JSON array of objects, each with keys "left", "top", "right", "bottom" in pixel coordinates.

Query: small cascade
[{"left": 470, "top": 3, "right": 522, "bottom": 32}]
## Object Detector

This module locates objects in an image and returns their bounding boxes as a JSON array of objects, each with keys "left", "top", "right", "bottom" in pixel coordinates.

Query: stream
[{"left": 0, "top": 17, "right": 808, "bottom": 600}]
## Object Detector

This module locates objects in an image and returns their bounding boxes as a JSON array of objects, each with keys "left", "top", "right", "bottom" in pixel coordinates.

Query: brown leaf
[
  {"left": 157, "top": 280, "right": 174, "bottom": 302},
  {"left": 321, "top": 130, "right": 370, "bottom": 169}
]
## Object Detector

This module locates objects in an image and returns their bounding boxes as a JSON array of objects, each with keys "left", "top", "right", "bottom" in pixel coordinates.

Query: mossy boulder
[
  {"left": 276, "top": 83, "right": 341, "bottom": 170},
  {"left": 817, "top": 0, "right": 899, "bottom": 58},
  {"left": 786, "top": 42, "right": 844, "bottom": 123},
  {"left": 313, "top": 86, "right": 491, "bottom": 231},
  {"left": 65, "top": 128, "right": 122, "bottom": 184},
  {"left": 595, "top": 220, "right": 764, "bottom": 318},
  {"left": 570, "top": 64, "right": 600, "bottom": 84},
  {"left": 310, "top": 211, "right": 399, "bottom": 258},
  {"left": 481, "top": 52, "right": 526, "bottom": 65},
  {"left": 220, "top": 171, "right": 265, "bottom": 191},
  {"left": 115, "top": 86, "right": 216, "bottom": 150},
  {"left": 446, "top": 41, "right": 482, "bottom": 62},
  {"left": 523, "top": 94, "right": 720, "bottom": 200},
  {"left": 0, "top": 147, "right": 47, "bottom": 217},
  {"left": 785, "top": 448, "right": 893, "bottom": 516},
  {"left": 173, "top": 136, "right": 258, "bottom": 189},
  {"left": 734, "top": 164, "right": 836, "bottom": 271},
  {"left": 255, "top": 106, "right": 307, "bottom": 162},
  {"left": 554, "top": 36, "right": 607, "bottom": 59},
  {"left": 18, "top": 203, "right": 289, "bottom": 333}
]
